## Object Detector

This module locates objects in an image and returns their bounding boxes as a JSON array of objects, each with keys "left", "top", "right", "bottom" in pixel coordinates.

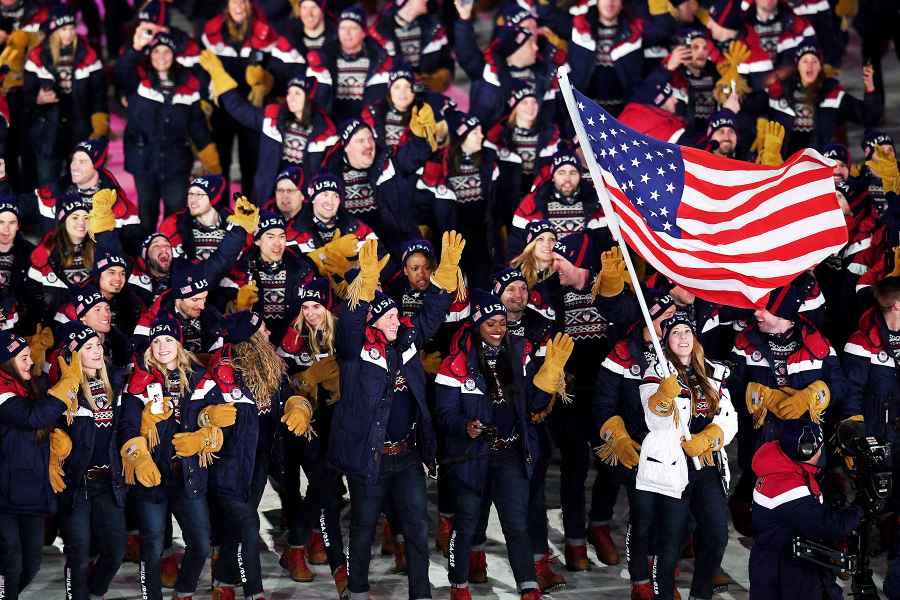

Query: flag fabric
[{"left": 568, "top": 87, "right": 848, "bottom": 309}]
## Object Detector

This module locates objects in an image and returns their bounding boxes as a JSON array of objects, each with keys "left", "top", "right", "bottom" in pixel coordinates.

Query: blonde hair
[
  {"left": 292, "top": 309, "right": 336, "bottom": 357},
  {"left": 143, "top": 344, "right": 200, "bottom": 398},
  {"left": 510, "top": 238, "right": 555, "bottom": 289},
  {"left": 233, "top": 331, "right": 286, "bottom": 405},
  {"left": 49, "top": 28, "right": 78, "bottom": 66},
  {"left": 664, "top": 341, "right": 720, "bottom": 416},
  {"left": 79, "top": 357, "right": 113, "bottom": 413}
]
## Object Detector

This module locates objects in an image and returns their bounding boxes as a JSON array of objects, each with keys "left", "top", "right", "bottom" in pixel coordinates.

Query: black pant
[
  {"left": 210, "top": 108, "right": 258, "bottom": 201},
  {"left": 0, "top": 513, "right": 45, "bottom": 600},
  {"left": 134, "top": 173, "right": 190, "bottom": 236}
]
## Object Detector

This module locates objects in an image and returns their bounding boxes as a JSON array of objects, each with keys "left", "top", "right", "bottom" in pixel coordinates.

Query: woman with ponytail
[
  {"left": 119, "top": 315, "right": 212, "bottom": 600},
  {"left": 0, "top": 331, "right": 73, "bottom": 600},
  {"left": 632, "top": 312, "right": 738, "bottom": 600}
]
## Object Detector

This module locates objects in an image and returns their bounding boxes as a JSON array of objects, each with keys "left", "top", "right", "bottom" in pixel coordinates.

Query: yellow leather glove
[
  {"left": 296, "top": 356, "right": 340, "bottom": 389},
  {"left": 245, "top": 64, "right": 274, "bottom": 107},
  {"left": 199, "top": 49, "right": 238, "bottom": 99},
  {"left": 88, "top": 189, "right": 118, "bottom": 237},
  {"left": 26, "top": 324, "right": 53, "bottom": 377},
  {"left": 419, "top": 68, "right": 451, "bottom": 93},
  {"left": 0, "top": 46, "right": 24, "bottom": 90},
  {"left": 90, "top": 112, "right": 110, "bottom": 139},
  {"left": 866, "top": 146, "right": 900, "bottom": 194},
  {"left": 49, "top": 353, "right": 81, "bottom": 424},
  {"left": 409, "top": 103, "right": 439, "bottom": 152},
  {"left": 347, "top": 239, "right": 389, "bottom": 308},
  {"left": 770, "top": 380, "right": 830, "bottom": 422},
  {"left": 648, "top": 374, "right": 680, "bottom": 417},
  {"left": 227, "top": 195, "right": 260, "bottom": 234},
  {"left": 834, "top": 0, "right": 856, "bottom": 28},
  {"left": 197, "top": 143, "right": 223, "bottom": 175},
  {"left": 120, "top": 436, "right": 162, "bottom": 487},
  {"left": 4, "top": 30, "right": 30, "bottom": 60},
  {"left": 198, "top": 403, "right": 237, "bottom": 428},
  {"left": 720, "top": 40, "right": 751, "bottom": 74},
  {"left": 681, "top": 423, "right": 725, "bottom": 466},
  {"left": 281, "top": 395, "right": 314, "bottom": 437},
  {"left": 173, "top": 426, "right": 224, "bottom": 467},
  {"left": 597, "top": 415, "right": 641, "bottom": 469},
  {"left": 432, "top": 230, "right": 466, "bottom": 296},
  {"left": 309, "top": 231, "right": 359, "bottom": 277},
  {"left": 49, "top": 428, "right": 72, "bottom": 493},
  {"left": 140, "top": 401, "right": 173, "bottom": 451},
  {"left": 592, "top": 246, "right": 626, "bottom": 298},
  {"left": 888, "top": 246, "right": 900, "bottom": 278},
  {"left": 750, "top": 117, "right": 767, "bottom": 155},
  {"left": 420, "top": 350, "right": 443, "bottom": 375},
  {"left": 648, "top": 0, "right": 673, "bottom": 15},
  {"left": 533, "top": 333, "right": 575, "bottom": 394},
  {"left": 745, "top": 382, "right": 791, "bottom": 429},
  {"left": 235, "top": 280, "right": 259, "bottom": 311},
  {"left": 757, "top": 120, "right": 785, "bottom": 166}
]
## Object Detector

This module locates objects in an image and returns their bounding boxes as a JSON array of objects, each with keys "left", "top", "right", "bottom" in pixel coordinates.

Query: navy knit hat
[
  {"left": 525, "top": 219, "right": 554, "bottom": 245},
  {"left": 224, "top": 311, "right": 265, "bottom": 344},
  {"left": 72, "top": 285, "right": 108, "bottom": 319},
  {"left": 389, "top": 65, "right": 415, "bottom": 87},
  {"left": 862, "top": 130, "right": 894, "bottom": 155},
  {"left": 275, "top": 166, "right": 306, "bottom": 192},
  {"left": 765, "top": 272, "right": 816, "bottom": 321},
  {"left": 635, "top": 80, "right": 675, "bottom": 108},
  {"left": 141, "top": 232, "right": 170, "bottom": 261},
  {"left": 647, "top": 292, "right": 676, "bottom": 321},
  {"left": 189, "top": 175, "right": 226, "bottom": 206},
  {"left": 553, "top": 233, "right": 593, "bottom": 268},
  {"left": 495, "top": 1, "right": 535, "bottom": 28},
  {"left": 446, "top": 111, "right": 481, "bottom": 144},
  {"left": 56, "top": 193, "right": 89, "bottom": 223},
  {"left": 339, "top": 5, "right": 367, "bottom": 27},
  {"left": 149, "top": 32, "right": 178, "bottom": 52},
  {"left": 148, "top": 314, "right": 183, "bottom": 344},
  {"left": 137, "top": 0, "right": 170, "bottom": 26},
  {"left": 73, "top": 138, "right": 109, "bottom": 169},
  {"left": 794, "top": 44, "right": 821, "bottom": 64},
  {"left": 46, "top": 5, "right": 76, "bottom": 33},
  {"left": 287, "top": 74, "right": 308, "bottom": 93},
  {"left": 507, "top": 79, "right": 537, "bottom": 111},
  {"left": 496, "top": 26, "right": 532, "bottom": 58},
  {"left": 550, "top": 151, "right": 579, "bottom": 176},
  {"left": 93, "top": 246, "right": 128, "bottom": 278},
  {"left": 61, "top": 320, "right": 99, "bottom": 354},
  {"left": 779, "top": 418, "right": 824, "bottom": 462},
  {"left": 255, "top": 211, "right": 286, "bottom": 240},
  {"left": 0, "top": 331, "right": 28, "bottom": 364},
  {"left": 368, "top": 290, "right": 398, "bottom": 325},
  {"left": 678, "top": 24, "right": 707, "bottom": 46},
  {"left": 298, "top": 277, "right": 334, "bottom": 311},
  {"left": 707, "top": 109, "right": 737, "bottom": 137},
  {"left": 307, "top": 173, "right": 343, "bottom": 203},
  {"left": 492, "top": 267, "right": 527, "bottom": 297},
  {"left": 338, "top": 118, "right": 370, "bottom": 146},
  {"left": 0, "top": 194, "right": 18, "bottom": 218},
  {"left": 470, "top": 289, "right": 507, "bottom": 327},
  {"left": 401, "top": 239, "right": 434, "bottom": 264},
  {"left": 661, "top": 310, "right": 694, "bottom": 342},
  {"left": 171, "top": 262, "right": 210, "bottom": 300},
  {"left": 823, "top": 143, "right": 849, "bottom": 165}
]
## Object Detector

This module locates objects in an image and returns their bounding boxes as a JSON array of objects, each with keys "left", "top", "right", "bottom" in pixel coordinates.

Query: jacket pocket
[{"left": 636, "top": 430, "right": 688, "bottom": 499}]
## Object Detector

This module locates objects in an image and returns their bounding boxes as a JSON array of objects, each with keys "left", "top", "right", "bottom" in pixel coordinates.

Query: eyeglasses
[{"left": 187, "top": 192, "right": 208, "bottom": 199}]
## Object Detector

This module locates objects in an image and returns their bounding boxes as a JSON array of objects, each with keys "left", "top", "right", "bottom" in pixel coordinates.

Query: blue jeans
[
  {"left": 134, "top": 481, "right": 211, "bottom": 599},
  {"left": 60, "top": 478, "right": 127, "bottom": 600},
  {"left": 449, "top": 447, "right": 537, "bottom": 592},
  {"left": 212, "top": 457, "right": 268, "bottom": 597},
  {"left": 0, "top": 513, "right": 45, "bottom": 600},
  {"left": 347, "top": 451, "right": 431, "bottom": 600}
]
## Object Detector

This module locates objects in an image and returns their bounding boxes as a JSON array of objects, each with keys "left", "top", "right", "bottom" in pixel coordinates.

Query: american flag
[{"left": 570, "top": 88, "right": 848, "bottom": 309}]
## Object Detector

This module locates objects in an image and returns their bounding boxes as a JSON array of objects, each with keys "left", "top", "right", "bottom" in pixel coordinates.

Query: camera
[
  {"left": 793, "top": 420, "right": 893, "bottom": 599},
  {"left": 477, "top": 424, "right": 499, "bottom": 448}
]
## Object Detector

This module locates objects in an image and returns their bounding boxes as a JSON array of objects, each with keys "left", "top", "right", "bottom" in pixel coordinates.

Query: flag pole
[{"left": 556, "top": 66, "right": 701, "bottom": 468}]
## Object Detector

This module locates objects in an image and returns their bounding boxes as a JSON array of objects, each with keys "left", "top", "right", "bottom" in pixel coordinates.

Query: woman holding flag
[{"left": 632, "top": 313, "right": 737, "bottom": 600}]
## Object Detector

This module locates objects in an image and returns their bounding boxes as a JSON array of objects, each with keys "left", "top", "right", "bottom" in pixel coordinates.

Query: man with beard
[
  {"left": 127, "top": 233, "right": 174, "bottom": 307},
  {"left": 704, "top": 110, "right": 740, "bottom": 158},
  {"left": 159, "top": 175, "right": 238, "bottom": 263},
  {"left": 176, "top": 310, "right": 315, "bottom": 600},
  {"left": 0, "top": 194, "right": 38, "bottom": 335}
]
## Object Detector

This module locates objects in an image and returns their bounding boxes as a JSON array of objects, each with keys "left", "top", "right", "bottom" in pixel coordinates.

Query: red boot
[
  {"left": 450, "top": 586, "right": 472, "bottom": 600},
  {"left": 211, "top": 585, "right": 236, "bottom": 600},
  {"left": 160, "top": 552, "right": 182, "bottom": 589},
  {"left": 589, "top": 524, "right": 620, "bottom": 565},
  {"left": 308, "top": 531, "right": 328, "bottom": 565},
  {"left": 279, "top": 547, "right": 315, "bottom": 582},
  {"left": 393, "top": 539, "right": 407, "bottom": 574},
  {"left": 631, "top": 582, "right": 653, "bottom": 600},
  {"left": 468, "top": 550, "right": 488, "bottom": 583},
  {"left": 381, "top": 519, "right": 395, "bottom": 556},
  {"left": 535, "top": 553, "right": 566, "bottom": 593},
  {"left": 564, "top": 543, "right": 590, "bottom": 571},
  {"left": 333, "top": 564, "right": 348, "bottom": 598},
  {"left": 520, "top": 589, "right": 542, "bottom": 600},
  {"left": 125, "top": 533, "right": 141, "bottom": 563},
  {"left": 436, "top": 515, "right": 453, "bottom": 557}
]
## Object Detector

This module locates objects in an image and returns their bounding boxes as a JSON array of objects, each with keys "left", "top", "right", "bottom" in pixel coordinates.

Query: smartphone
[{"left": 147, "top": 383, "right": 165, "bottom": 415}]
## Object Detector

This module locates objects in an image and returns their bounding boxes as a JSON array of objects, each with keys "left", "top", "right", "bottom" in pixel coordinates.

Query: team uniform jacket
[
  {"left": 749, "top": 440, "right": 861, "bottom": 599},
  {"left": 0, "top": 235, "right": 38, "bottom": 335},
  {"left": 0, "top": 371, "right": 67, "bottom": 515},
  {"left": 218, "top": 90, "right": 337, "bottom": 204},
  {"left": 23, "top": 37, "right": 107, "bottom": 159},
  {"left": 115, "top": 50, "right": 215, "bottom": 179},
  {"left": 157, "top": 208, "right": 251, "bottom": 263},
  {"left": 306, "top": 38, "right": 392, "bottom": 122},
  {"left": 843, "top": 308, "right": 900, "bottom": 444},
  {"left": 737, "top": 7, "right": 815, "bottom": 88},
  {"left": 593, "top": 331, "right": 654, "bottom": 444},
  {"left": 484, "top": 121, "right": 561, "bottom": 216},
  {"left": 328, "top": 284, "right": 454, "bottom": 482},
  {"left": 369, "top": 6, "right": 452, "bottom": 78},
  {"left": 32, "top": 171, "right": 141, "bottom": 239},
  {"left": 286, "top": 208, "right": 376, "bottom": 253},
  {"left": 119, "top": 361, "right": 209, "bottom": 501},
  {"left": 133, "top": 290, "right": 225, "bottom": 357}
]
